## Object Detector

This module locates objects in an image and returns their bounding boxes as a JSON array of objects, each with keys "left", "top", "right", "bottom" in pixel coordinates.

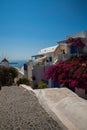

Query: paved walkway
[{"left": 0, "top": 86, "right": 64, "bottom": 130}]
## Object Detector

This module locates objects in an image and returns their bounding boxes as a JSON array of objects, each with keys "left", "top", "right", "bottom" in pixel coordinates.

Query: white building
[
  {"left": 24, "top": 45, "right": 58, "bottom": 87},
  {"left": 32, "top": 45, "right": 58, "bottom": 64},
  {"left": 24, "top": 60, "right": 33, "bottom": 81}
]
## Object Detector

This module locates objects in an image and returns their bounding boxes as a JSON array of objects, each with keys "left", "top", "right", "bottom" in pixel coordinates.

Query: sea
[{"left": 9, "top": 60, "right": 27, "bottom": 68}]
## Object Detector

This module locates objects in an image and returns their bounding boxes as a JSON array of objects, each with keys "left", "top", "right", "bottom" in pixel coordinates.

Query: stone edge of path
[
  {"left": 34, "top": 88, "right": 79, "bottom": 130},
  {"left": 20, "top": 84, "right": 72, "bottom": 130}
]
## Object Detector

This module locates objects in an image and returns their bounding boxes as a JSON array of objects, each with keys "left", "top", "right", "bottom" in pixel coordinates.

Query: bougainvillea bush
[
  {"left": 45, "top": 56, "right": 87, "bottom": 89},
  {"left": 66, "top": 37, "right": 85, "bottom": 48}
]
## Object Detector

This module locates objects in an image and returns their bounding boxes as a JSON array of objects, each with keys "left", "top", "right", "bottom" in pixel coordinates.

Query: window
[
  {"left": 49, "top": 56, "right": 52, "bottom": 62},
  {"left": 24, "top": 64, "right": 27, "bottom": 71},
  {"left": 70, "top": 45, "right": 77, "bottom": 54}
]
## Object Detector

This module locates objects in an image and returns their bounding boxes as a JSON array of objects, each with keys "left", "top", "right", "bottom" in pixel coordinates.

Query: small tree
[
  {"left": 9, "top": 67, "right": 18, "bottom": 79},
  {"left": 0, "top": 67, "right": 18, "bottom": 86},
  {"left": 8, "top": 67, "right": 18, "bottom": 85}
]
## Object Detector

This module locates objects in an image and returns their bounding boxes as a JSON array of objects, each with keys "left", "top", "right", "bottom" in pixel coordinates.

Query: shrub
[
  {"left": 33, "top": 81, "right": 48, "bottom": 89},
  {"left": 37, "top": 81, "right": 47, "bottom": 89},
  {"left": 17, "top": 78, "right": 30, "bottom": 86},
  {"left": 32, "top": 84, "right": 38, "bottom": 89}
]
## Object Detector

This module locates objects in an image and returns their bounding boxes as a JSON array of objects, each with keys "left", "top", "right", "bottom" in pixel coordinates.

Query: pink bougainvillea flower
[
  {"left": 82, "top": 74, "right": 87, "bottom": 79},
  {"left": 45, "top": 56, "right": 87, "bottom": 89},
  {"left": 66, "top": 37, "right": 86, "bottom": 48},
  {"left": 69, "top": 80, "right": 78, "bottom": 88}
]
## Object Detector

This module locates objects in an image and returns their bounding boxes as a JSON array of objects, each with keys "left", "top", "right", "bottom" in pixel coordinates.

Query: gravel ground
[{"left": 0, "top": 86, "right": 64, "bottom": 130}]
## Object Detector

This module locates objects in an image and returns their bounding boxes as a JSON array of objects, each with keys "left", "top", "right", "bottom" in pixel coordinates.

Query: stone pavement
[{"left": 0, "top": 86, "right": 65, "bottom": 130}]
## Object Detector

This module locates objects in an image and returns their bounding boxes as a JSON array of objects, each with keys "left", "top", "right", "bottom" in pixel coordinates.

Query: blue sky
[{"left": 0, "top": 0, "right": 87, "bottom": 60}]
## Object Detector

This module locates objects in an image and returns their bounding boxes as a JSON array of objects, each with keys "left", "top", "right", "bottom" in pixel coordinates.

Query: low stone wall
[{"left": 21, "top": 85, "right": 87, "bottom": 130}]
